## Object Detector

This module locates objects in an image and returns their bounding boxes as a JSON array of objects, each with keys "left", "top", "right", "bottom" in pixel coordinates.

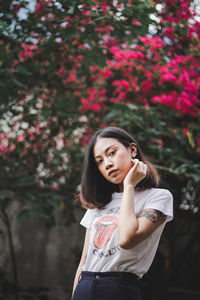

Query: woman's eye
[
  {"left": 97, "top": 160, "right": 102, "bottom": 165},
  {"left": 109, "top": 150, "right": 116, "bottom": 156}
]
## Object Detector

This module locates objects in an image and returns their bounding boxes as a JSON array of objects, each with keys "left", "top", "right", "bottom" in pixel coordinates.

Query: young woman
[{"left": 72, "top": 127, "right": 173, "bottom": 300}]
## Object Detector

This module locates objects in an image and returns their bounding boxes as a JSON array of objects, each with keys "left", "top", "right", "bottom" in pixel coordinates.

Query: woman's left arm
[{"left": 118, "top": 160, "right": 166, "bottom": 249}]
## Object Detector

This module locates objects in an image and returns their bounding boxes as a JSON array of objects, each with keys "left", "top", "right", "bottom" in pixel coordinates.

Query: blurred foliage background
[{"left": 0, "top": 0, "right": 200, "bottom": 299}]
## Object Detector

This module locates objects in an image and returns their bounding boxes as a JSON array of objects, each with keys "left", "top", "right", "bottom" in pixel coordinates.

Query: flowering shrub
[
  {"left": 0, "top": 0, "right": 199, "bottom": 224},
  {"left": 0, "top": 2, "right": 200, "bottom": 298}
]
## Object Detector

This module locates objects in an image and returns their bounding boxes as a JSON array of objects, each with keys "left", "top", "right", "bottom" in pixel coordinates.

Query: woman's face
[{"left": 93, "top": 137, "right": 137, "bottom": 191}]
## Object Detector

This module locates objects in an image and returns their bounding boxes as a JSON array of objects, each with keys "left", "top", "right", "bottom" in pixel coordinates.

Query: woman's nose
[{"left": 105, "top": 158, "right": 113, "bottom": 169}]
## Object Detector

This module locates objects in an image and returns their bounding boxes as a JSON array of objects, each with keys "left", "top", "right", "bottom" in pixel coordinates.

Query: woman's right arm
[{"left": 71, "top": 229, "right": 90, "bottom": 299}]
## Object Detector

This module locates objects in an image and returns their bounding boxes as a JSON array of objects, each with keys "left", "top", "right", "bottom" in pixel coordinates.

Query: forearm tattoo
[{"left": 138, "top": 209, "right": 166, "bottom": 223}]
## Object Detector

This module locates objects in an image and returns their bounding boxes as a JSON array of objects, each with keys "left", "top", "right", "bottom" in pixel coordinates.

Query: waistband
[{"left": 81, "top": 271, "right": 140, "bottom": 281}]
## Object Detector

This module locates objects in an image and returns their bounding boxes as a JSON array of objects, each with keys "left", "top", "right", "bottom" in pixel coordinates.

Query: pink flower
[
  {"left": 52, "top": 117, "right": 58, "bottom": 122},
  {"left": 78, "top": 44, "right": 84, "bottom": 49},
  {"left": 142, "top": 80, "right": 152, "bottom": 93},
  {"left": 132, "top": 20, "right": 141, "bottom": 26},
  {"left": 140, "top": 36, "right": 163, "bottom": 50},
  {"left": 81, "top": 98, "right": 101, "bottom": 112},
  {"left": 0, "top": 145, "right": 8, "bottom": 154},
  {"left": 110, "top": 47, "right": 144, "bottom": 61},
  {"left": 161, "top": 73, "right": 177, "bottom": 82},
  {"left": 19, "top": 43, "right": 37, "bottom": 62},
  {"left": 13, "top": 4, "right": 21, "bottom": 13},
  {"left": 82, "top": 129, "right": 93, "bottom": 145},
  {"left": 101, "top": 2, "right": 109, "bottom": 11},
  {"left": 91, "top": 103, "right": 101, "bottom": 111},
  {"left": 57, "top": 69, "right": 65, "bottom": 75},
  {"left": 16, "top": 134, "right": 25, "bottom": 142},
  {"left": 33, "top": 143, "right": 40, "bottom": 149},
  {"left": 139, "top": 36, "right": 151, "bottom": 45},
  {"left": 196, "top": 138, "right": 200, "bottom": 148},
  {"left": 104, "top": 67, "right": 114, "bottom": 79},
  {"left": 42, "top": 93, "right": 47, "bottom": 100},
  {"left": 81, "top": 19, "right": 87, "bottom": 24},
  {"left": 82, "top": 135, "right": 90, "bottom": 145},
  {"left": 11, "top": 59, "right": 18, "bottom": 69},
  {"left": 121, "top": 80, "right": 130, "bottom": 91},
  {"left": 119, "top": 92, "right": 126, "bottom": 100},
  {"left": 27, "top": 129, "right": 35, "bottom": 141},
  {"left": 183, "top": 127, "right": 189, "bottom": 136},
  {"left": 65, "top": 72, "right": 77, "bottom": 83},
  {"left": 99, "top": 89, "right": 106, "bottom": 96},
  {"left": 164, "top": 27, "right": 175, "bottom": 38},
  {"left": 179, "top": 70, "right": 190, "bottom": 85},
  {"left": 65, "top": 16, "right": 72, "bottom": 21},
  {"left": 9, "top": 143, "right": 16, "bottom": 152},
  {"left": 151, "top": 37, "right": 163, "bottom": 50},
  {"left": 95, "top": 27, "right": 105, "bottom": 32},
  {"left": 50, "top": 184, "right": 59, "bottom": 190},
  {"left": 83, "top": 10, "right": 90, "bottom": 16},
  {"left": 55, "top": 37, "right": 63, "bottom": 44},
  {"left": 34, "top": 124, "right": 40, "bottom": 134},
  {"left": 112, "top": 79, "right": 130, "bottom": 92},
  {"left": 110, "top": 97, "right": 120, "bottom": 103},
  {"left": 46, "top": 157, "right": 52, "bottom": 163},
  {"left": 151, "top": 92, "right": 177, "bottom": 108},
  {"left": 77, "top": 55, "right": 83, "bottom": 60}
]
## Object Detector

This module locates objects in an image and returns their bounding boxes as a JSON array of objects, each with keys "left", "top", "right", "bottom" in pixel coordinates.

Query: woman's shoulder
[
  {"left": 139, "top": 188, "right": 173, "bottom": 199},
  {"left": 150, "top": 187, "right": 172, "bottom": 195}
]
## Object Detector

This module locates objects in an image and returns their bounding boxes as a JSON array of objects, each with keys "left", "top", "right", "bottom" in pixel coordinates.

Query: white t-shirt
[{"left": 80, "top": 188, "right": 173, "bottom": 278}]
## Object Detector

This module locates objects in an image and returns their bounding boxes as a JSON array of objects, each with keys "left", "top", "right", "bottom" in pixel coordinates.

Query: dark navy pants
[{"left": 72, "top": 271, "right": 142, "bottom": 300}]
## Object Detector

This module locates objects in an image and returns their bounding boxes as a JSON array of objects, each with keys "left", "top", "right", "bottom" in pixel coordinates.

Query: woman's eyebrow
[{"left": 95, "top": 145, "right": 116, "bottom": 159}]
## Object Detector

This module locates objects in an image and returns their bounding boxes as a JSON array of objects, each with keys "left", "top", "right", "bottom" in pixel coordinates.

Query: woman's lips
[{"left": 109, "top": 170, "right": 119, "bottom": 177}]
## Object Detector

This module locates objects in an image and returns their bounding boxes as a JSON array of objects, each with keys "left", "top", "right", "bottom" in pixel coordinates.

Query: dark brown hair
[{"left": 80, "top": 127, "right": 159, "bottom": 209}]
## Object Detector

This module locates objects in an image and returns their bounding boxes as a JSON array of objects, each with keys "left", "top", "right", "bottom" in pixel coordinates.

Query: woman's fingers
[
  {"left": 140, "top": 162, "right": 147, "bottom": 173},
  {"left": 124, "top": 160, "right": 148, "bottom": 187},
  {"left": 132, "top": 160, "right": 147, "bottom": 177},
  {"left": 131, "top": 159, "right": 139, "bottom": 168}
]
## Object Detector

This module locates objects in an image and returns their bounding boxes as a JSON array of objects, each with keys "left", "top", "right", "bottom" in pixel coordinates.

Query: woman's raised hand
[{"left": 123, "top": 159, "right": 148, "bottom": 189}]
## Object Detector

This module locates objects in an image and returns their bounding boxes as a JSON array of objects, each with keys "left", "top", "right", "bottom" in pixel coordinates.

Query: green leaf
[
  {"left": 47, "top": 199, "right": 60, "bottom": 208},
  {"left": 16, "top": 176, "right": 37, "bottom": 187},
  {"left": 17, "top": 209, "right": 51, "bottom": 221}
]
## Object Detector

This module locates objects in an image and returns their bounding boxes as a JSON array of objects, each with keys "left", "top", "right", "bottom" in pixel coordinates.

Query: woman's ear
[{"left": 129, "top": 143, "right": 137, "bottom": 158}]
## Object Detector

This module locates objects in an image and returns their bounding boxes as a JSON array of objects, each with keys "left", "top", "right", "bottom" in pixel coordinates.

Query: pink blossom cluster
[
  {"left": 19, "top": 43, "right": 37, "bottom": 62},
  {"left": 110, "top": 46, "right": 145, "bottom": 61},
  {"left": 112, "top": 79, "right": 130, "bottom": 101},
  {"left": 156, "top": 0, "right": 200, "bottom": 47},
  {"left": 139, "top": 36, "right": 163, "bottom": 50},
  {"left": 161, "top": 0, "right": 192, "bottom": 22},
  {"left": 0, "top": 121, "right": 51, "bottom": 156},
  {"left": 0, "top": 134, "right": 16, "bottom": 156},
  {"left": 35, "top": 0, "right": 48, "bottom": 14},
  {"left": 16, "top": 0, "right": 199, "bottom": 129},
  {"left": 81, "top": 128, "right": 94, "bottom": 145},
  {"left": 81, "top": 88, "right": 107, "bottom": 112},
  {"left": 13, "top": 4, "right": 21, "bottom": 13},
  {"left": 79, "top": 30, "right": 199, "bottom": 116},
  {"left": 151, "top": 56, "right": 200, "bottom": 116}
]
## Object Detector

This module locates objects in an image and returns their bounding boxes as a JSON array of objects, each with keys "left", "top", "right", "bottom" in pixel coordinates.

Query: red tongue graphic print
[{"left": 94, "top": 215, "right": 118, "bottom": 249}]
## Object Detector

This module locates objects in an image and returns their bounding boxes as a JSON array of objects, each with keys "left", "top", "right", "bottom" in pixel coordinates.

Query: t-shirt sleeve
[
  {"left": 144, "top": 189, "right": 173, "bottom": 222},
  {"left": 80, "top": 209, "right": 93, "bottom": 230}
]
